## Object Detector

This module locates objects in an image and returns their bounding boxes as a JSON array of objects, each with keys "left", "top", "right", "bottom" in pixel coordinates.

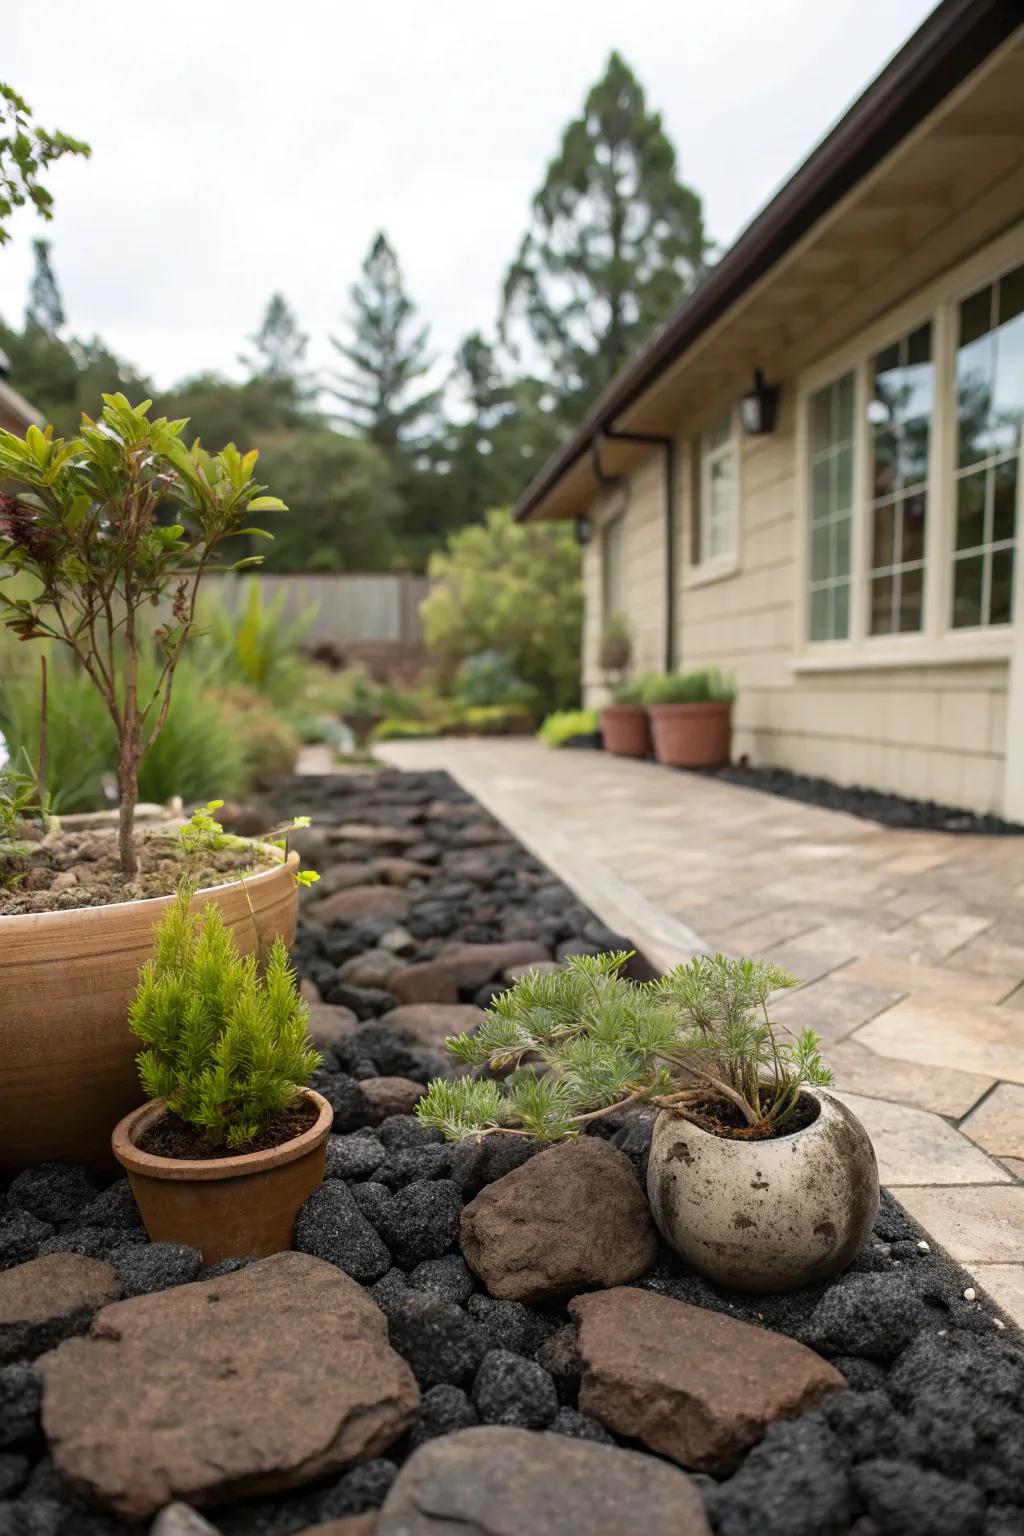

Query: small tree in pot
[{"left": 418, "top": 952, "right": 878, "bottom": 1292}]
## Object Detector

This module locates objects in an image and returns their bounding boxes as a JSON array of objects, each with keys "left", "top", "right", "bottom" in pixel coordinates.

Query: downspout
[{"left": 592, "top": 427, "right": 678, "bottom": 672}]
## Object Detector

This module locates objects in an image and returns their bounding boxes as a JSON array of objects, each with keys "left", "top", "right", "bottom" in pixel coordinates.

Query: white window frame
[
  {"left": 793, "top": 219, "right": 1024, "bottom": 672},
  {"left": 686, "top": 409, "right": 741, "bottom": 588}
]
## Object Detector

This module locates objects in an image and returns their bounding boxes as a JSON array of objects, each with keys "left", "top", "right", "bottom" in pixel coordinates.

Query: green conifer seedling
[{"left": 129, "top": 885, "right": 322, "bottom": 1149}]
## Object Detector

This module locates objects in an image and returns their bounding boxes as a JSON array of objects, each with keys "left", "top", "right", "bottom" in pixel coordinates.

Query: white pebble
[
  {"left": 994, "top": 1318, "right": 1006, "bottom": 1330},
  {"left": 917, "top": 1240, "right": 930, "bottom": 1252},
  {"left": 963, "top": 1287, "right": 976, "bottom": 1301}
]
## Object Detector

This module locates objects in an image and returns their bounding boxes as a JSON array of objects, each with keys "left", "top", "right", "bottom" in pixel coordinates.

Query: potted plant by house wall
[
  {"left": 0, "top": 396, "right": 300, "bottom": 1170},
  {"left": 597, "top": 618, "right": 650, "bottom": 759},
  {"left": 418, "top": 951, "right": 879, "bottom": 1293},
  {"left": 645, "top": 667, "right": 735, "bottom": 769},
  {"left": 113, "top": 886, "right": 331, "bottom": 1263}
]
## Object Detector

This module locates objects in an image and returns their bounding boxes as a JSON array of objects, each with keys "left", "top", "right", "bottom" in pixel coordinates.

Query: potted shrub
[
  {"left": 113, "top": 886, "right": 331, "bottom": 1263},
  {"left": 644, "top": 668, "right": 735, "bottom": 768},
  {"left": 417, "top": 951, "right": 878, "bottom": 1293},
  {"left": 600, "top": 678, "right": 651, "bottom": 759},
  {"left": 0, "top": 396, "right": 301, "bottom": 1169}
]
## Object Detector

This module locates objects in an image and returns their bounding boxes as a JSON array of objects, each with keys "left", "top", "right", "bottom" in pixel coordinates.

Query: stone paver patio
[{"left": 377, "top": 737, "right": 1024, "bottom": 1325}]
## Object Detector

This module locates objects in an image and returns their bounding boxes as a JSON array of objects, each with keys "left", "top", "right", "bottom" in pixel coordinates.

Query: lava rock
[
  {"left": 471, "top": 1349, "right": 558, "bottom": 1429},
  {"left": 361, "top": 1078, "right": 424, "bottom": 1120},
  {"left": 110, "top": 1243, "right": 203, "bottom": 1297},
  {"left": 549, "top": 1407, "right": 614, "bottom": 1444},
  {"left": 294, "top": 1182, "right": 392, "bottom": 1284},
  {"left": 465, "top": 1295, "right": 555, "bottom": 1357},
  {"left": 317, "top": 887, "right": 410, "bottom": 925},
  {"left": 448, "top": 1136, "right": 540, "bottom": 1198},
  {"left": 409, "top": 1255, "right": 476, "bottom": 1306},
  {"left": 385, "top": 1004, "right": 485, "bottom": 1053},
  {"left": 830, "top": 1357, "right": 888, "bottom": 1393},
  {"left": 324, "top": 984, "right": 397, "bottom": 1020},
  {"left": 74, "top": 1181, "right": 141, "bottom": 1232},
  {"left": 337, "top": 951, "right": 404, "bottom": 990},
  {"left": 36, "top": 1226, "right": 147, "bottom": 1263},
  {"left": 384, "top": 1291, "right": 490, "bottom": 1388},
  {"left": 374, "top": 1145, "right": 452, "bottom": 1191},
  {"left": 351, "top": 1182, "right": 394, "bottom": 1227},
  {"left": 0, "top": 1212, "right": 54, "bottom": 1273},
  {"left": 852, "top": 1458, "right": 985, "bottom": 1535},
  {"left": 375, "top": 1181, "right": 462, "bottom": 1267},
  {"left": 608, "top": 1111, "right": 657, "bottom": 1184},
  {"left": 408, "top": 1383, "right": 480, "bottom": 1449},
  {"left": 0, "top": 1254, "right": 121, "bottom": 1362},
  {"left": 536, "top": 1324, "right": 582, "bottom": 1406},
  {"left": 325, "top": 1133, "right": 387, "bottom": 1183},
  {"left": 318, "top": 1458, "right": 397, "bottom": 1521},
  {"left": 0, "top": 1499, "right": 66, "bottom": 1536},
  {"left": 201, "top": 1258, "right": 248, "bottom": 1280},
  {"left": 376, "top": 1117, "right": 443, "bottom": 1152},
  {"left": 338, "top": 1025, "right": 420, "bottom": 1080},
  {"left": 309, "top": 1072, "right": 372, "bottom": 1134},
  {"left": 803, "top": 1272, "right": 942, "bottom": 1362},
  {"left": 0, "top": 1364, "right": 41, "bottom": 1447},
  {"left": 6, "top": 1165, "right": 99, "bottom": 1228},
  {"left": 306, "top": 1003, "right": 360, "bottom": 1052},
  {"left": 708, "top": 1415, "right": 852, "bottom": 1536}
]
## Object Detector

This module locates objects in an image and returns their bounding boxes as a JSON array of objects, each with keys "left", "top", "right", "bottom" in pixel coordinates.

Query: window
[
  {"left": 867, "top": 323, "right": 933, "bottom": 635},
  {"left": 808, "top": 372, "right": 854, "bottom": 640},
  {"left": 692, "top": 413, "right": 738, "bottom": 565},
  {"left": 602, "top": 512, "right": 625, "bottom": 620},
  {"left": 952, "top": 263, "right": 1024, "bottom": 628}
]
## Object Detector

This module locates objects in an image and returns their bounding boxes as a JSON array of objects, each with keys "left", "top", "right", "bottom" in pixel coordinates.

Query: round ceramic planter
[
  {"left": 111, "top": 1088, "right": 333, "bottom": 1264},
  {"left": 646, "top": 1090, "right": 879, "bottom": 1292},
  {"left": 600, "top": 704, "right": 650, "bottom": 758},
  {"left": 648, "top": 700, "right": 732, "bottom": 768},
  {"left": 0, "top": 850, "right": 299, "bottom": 1172}
]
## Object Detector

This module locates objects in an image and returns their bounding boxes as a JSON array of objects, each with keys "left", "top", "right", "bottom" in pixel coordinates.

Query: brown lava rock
[
  {"left": 38, "top": 1252, "right": 419, "bottom": 1518},
  {"left": 361, "top": 1077, "right": 426, "bottom": 1119},
  {"left": 459, "top": 1139, "right": 658, "bottom": 1303},
  {"left": 569, "top": 1286, "right": 846, "bottom": 1474},
  {"left": 0, "top": 1253, "right": 121, "bottom": 1363},
  {"left": 385, "top": 1003, "right": 485, "bottom": 1051},
  {"left": 389, "top": 943, "right": 549, "bottom": 1005},
  {"left": 307, "top": 1003, "right": 360, "bottom": 1050},
  {"left": 316, "top": 886, "right": 411, "bottom": 924}
]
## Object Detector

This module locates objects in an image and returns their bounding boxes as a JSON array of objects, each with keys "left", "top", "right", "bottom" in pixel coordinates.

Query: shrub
[
  {"left": 212, "top": 686, "right": 301, "bottom": 783},
  {"left": 421, "top": 509, "right": 582, "bottom": 716},
  {"left": 642, "top": 668, "right": 735, "bottom": 705},
  {"left": 417, "top": 951, "right": 831, "bottom": 1143},
  {"left": 371, "top": 716, "right": 446, "bottom": 742},
  {"left": 454, "top": 650, "right": 536, "bottom": 712},
  {"left": 197, "top": 577, "right": 315, "bottom": 709},
  {"left": 129, "top": 886, "right": 322, "bottom": 1150},
  {"left": 612, "top": 674, "right": 655, "bottom": 706},
  {"left": 538, "top": 708, "right": 599, "bottom": 748}
]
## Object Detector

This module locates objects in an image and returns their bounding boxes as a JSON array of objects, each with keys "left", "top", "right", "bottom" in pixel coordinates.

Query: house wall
[{"left": 584, "top": 229, "right": 1019, "bottom": 817}]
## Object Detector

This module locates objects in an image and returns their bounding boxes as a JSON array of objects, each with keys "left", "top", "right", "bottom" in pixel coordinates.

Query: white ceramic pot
[{"left": 646, "top": 1090, "right": 879, "bottom": 1293}]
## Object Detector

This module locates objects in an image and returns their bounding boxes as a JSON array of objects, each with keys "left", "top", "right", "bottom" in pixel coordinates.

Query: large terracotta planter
[
  {"left": 600, "top": 704, "right": 650, "bottom": 758},
  {"left": 112, "top": 1088, "right": 332, "bottom": 1264},
  {"left": 646, "top": 1090, "right": 879, "bottom": 1292},
  {"left": 0, "top": 851, "right": 300, "bottom": 1172},
  {"left": 648, "top": 700, "right": 732, "bottom": 768}
]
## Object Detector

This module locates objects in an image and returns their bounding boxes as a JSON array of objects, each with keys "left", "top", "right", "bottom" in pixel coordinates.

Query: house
[
  {"left": 0, "top": 349, "right": 43, "bottom": 436},
  {"left": 515, "top": 0, "right": 1024, "bottom": 820}
]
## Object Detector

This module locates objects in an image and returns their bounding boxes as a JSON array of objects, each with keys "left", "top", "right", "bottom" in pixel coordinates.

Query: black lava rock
[
  {"left": 308, "top": 1071, "right": 371, "bottom": 1133},
  {"left": 608, "top": 1111, "right": 657, "bottom": 1184},
  {"left": 376, "top": 1116, "right": 444, "bottom": 1152},
  {"left": 74, "top": 1181, "right": 140, "bottom": 1231},
  {"left": 201, "top": 1258, "right": 248, "bottom": 1280},
  {"left": 709, "top": 1416, "right": 852, "bottom": 1536},
  {"left": 342, "top": 1025, "right": 420, "bottom": 1079},
  {"left": 818, "top": 1390, "right": 896, "bottom": 1462},
  {"left": 0, "top": 1365, "right": 41, "bottom": 1448},
  {"left": 384, "top": 1291, "right": 489, "bottom": 1388},
  {"left": 318, "top": 1457, "right": 397, "bottom": 1520},
  {"left": 374, "top": 1145, "right": 452, "bottom": 1190},
  {"left": 110, "top": 1242, "right": 202, "bottom": 1296},
  {"left": 0, "top": 1212, "right": 53, "bottom": 1273},
  {"left": 294, "top": 1181, "right": 391, "bottom": 1284},
  {"left": 0, "top": 1499, "right": 65, "bottom": 1536},
  {"left": 471, "top": 1348, "right": 558, "bottom": 1429},
  {"left": 37, "top": 1226, "right": 147, "bottom": 1263},
  {"left": 549, "top": 1406, "right": 614, "bottom": 1443},
  {"left": 324, "top": 1132, "right": 387, "bottom": 1182},
  {"left": 324, "top": 983, "right": 395, "bottom": 1019},
  {"left": 466, "top": 1295, "right": 555, "bottom": 1357},
  {"left": 535, "top": 1324, "right": 582, "bottom": 1406},
  {"left": 375, "top": 1179, "right": 462, "bottom": 1267},
  {"left": 852, "top": 1458, "right": 985, "bottom": 1535},
  {"left": 802, "top": 1272, "right": 940, "bottom": 1361},
  {"left": 831, "top": 1356, "right": 888, "bottom": 1392},
  {"left": 369, "top": 1267, "right": 410, "bottom": 1312},
  {"left": 6, "top": 1164, "right": 99, "bottom": 1228},
  {"left": 409, "top": 1255, "right": 476, "bottom": 1306},
  {"left": 350, "top": 1181, "right": 393, "bottom": 1227},
  {"left": 408, "top": 1383, "right": 480, "bottom": 1449},
  {"left": 0, "top": 1452, "right": 29, "bottom": 1498},
  {"left": 448, "top": 1135, "right": 540, "bottom": 1197}
]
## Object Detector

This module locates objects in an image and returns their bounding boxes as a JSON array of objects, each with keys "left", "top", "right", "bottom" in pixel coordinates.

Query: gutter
[{"left": 515, "top": 0, "right": 1022, "bottom": 525}]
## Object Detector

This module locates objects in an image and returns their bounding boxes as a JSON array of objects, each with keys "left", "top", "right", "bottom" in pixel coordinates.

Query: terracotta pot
[
  {"left": 648, "top": 700, "right": 732, "bottom": 767},
  {"left": 0, "top": 851, "right": 300, "bottom": 1172},
  {"left": 600, "top": 704, "right": 650, "bottom": 758},
  {"left": 646, "top": 1091, "right": 879, "bottom": 1292},
  {"left": 112, "top": 1089, "right": 333, "bottom": 1264}
]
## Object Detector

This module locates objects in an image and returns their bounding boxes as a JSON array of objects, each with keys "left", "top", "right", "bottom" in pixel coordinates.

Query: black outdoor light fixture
[
  {"left": 740, "top": 369, "right": 780, "bottom": 436},
  {"left": 574, "top": 515, "right": 592, "bottom": 546}
]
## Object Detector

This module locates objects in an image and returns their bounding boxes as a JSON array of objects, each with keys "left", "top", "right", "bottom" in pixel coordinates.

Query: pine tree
[
  {"left": 241, "top": 292, "right": 309, "bottom": 386},
  {"left": 25, "top": 238, "right": 64, "bottom": 334},
  {"left": 502, "top": 52, "right": 711, "bottom": 417},
  {"left": 329, "top": 231, "right": 441, "bottom": 461}
]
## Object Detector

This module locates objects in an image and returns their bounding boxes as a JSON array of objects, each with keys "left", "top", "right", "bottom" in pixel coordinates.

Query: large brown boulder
[
  {"left": 375, "top": 1426, "right": 711, "bottom": 1535},
  {"left": 0, "top": 1253, "right": 121, "bottom": 1363},
  {"left": 459, "top": 1139, "right": 658, "bottom": 1303},
  {"left": 570, "top": 1287, "right": 846, "bottom": 1473},
  {"left": 389, "top": 943, "right": 549, "bottom": 1006},
  {"left": 38, "top": 1252, "right": 419, "bottom": 1518}
]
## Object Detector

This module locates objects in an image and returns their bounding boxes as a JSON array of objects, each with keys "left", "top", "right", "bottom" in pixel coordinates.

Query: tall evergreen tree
[
  {"left": 502, "top": 52, "right": 710, "bottom": 417},
  {"left": 329, "top": 231, "right": 440, "bottom": 460},
  {"left": 25, "top": 238, "right": 64, "bottom": 333},
  {"left": 241, "top": 292, "right": 309, "bottom": 385}
]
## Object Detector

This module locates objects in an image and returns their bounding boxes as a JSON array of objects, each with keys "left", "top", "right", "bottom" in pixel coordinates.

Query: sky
[{"left": 1, "top": 0, "right": 937, "bottom": 395}]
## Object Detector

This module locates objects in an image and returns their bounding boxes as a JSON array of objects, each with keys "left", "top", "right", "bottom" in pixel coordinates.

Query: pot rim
[
  {"left": 111, "top": 1087, "right": 333, "bottom": 1182},
  {"left": 654, "top": 1087, "right": 830, "bottom": 1150},
  {"left": 601, "top": 702, "right": 648, "bottom": 716},
  {"left": 647, "top": 699, "right": 733, "bottom": 716},
  {"left": 0, "top": 846, "right": 298, "bottom": 930}
]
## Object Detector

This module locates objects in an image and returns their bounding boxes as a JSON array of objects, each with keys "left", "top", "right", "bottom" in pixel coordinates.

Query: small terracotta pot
[
  {"left": 111, "top": 1089, "right": 333, "bottom": 1264},
  {"left": 600, "top": 704, "right": 650, "bottom": 758},
  {"left": 648, "top": 700, "right": 732, "bottom": 768}
]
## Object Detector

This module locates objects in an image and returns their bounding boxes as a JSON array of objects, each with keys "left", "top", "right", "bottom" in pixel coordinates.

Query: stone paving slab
[
  {"left": 961, "top": 1084, "right": 1024, "bottom": 1158},
  {"left": 828, "top": 1041, "right": 993, "bottom": 1119},
  {"left": 834, "top": 1093, "right": 1010, "bottom": 1186},
  {"left": 856, "top": 997, "right": 1024, "bottom": 1085},
  {"left": 897, "top": 1186, "right": 1024, "bottom": 1266}
]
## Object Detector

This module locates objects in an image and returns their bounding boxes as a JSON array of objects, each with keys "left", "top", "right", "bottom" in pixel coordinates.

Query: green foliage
[
  {"left": 129, "top": 886, "right": 322, "bottom": 1149},
  {"left": 642, "top": 668, "right": 735, "bottom": 705},
  {"left": 241, "top": 293, "right": 310, "bottom": 393},
  {"left": 421, "top": 510, "right": 582, "bottom": 716},
  {"left": 198, "top": 578, "right": 315, "bottom": 707},
  {"left": 538, "top": 708, "right": 599, "bottom": 748},
  {"left": 0, "top": 83, "right": 90, "bottom": 248},
  {"left": 501, "top": 52, "right": 710, "bottom": 417},
  {"left": 252, "top": 430, "right": 402, "bottom": 572},
  {"left": 0, "top": 760, "right": 39, "bottom": 882},
  {"left": 371, "top": 715, "right": 445, "bottom": 742},
  {"left": 214, "top": 688, "right": 302, "bottom": 783},
  {"left": 418, "top": 951, "right": 832, "bottom": 1143},
  {"left": 599, "top": 615, "right": 632, "bottom": 680},
  {"left": 454, "top": 650, "right": 535, "bottom": 710},
  {"left": 177, "top": 801, "right": 318, "bottom": 890},
  {"left": 612, "top": 675, "right": 652, "bottom": 705},
  {"left": 26, "top": 239, "right": 64, "bottom": 333}
]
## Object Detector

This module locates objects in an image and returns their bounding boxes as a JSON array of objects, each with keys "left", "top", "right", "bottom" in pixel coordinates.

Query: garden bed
[
  {"left": 698, "top": 761, "right": 1024, "bottom": 836},
  {"left": 0, "top": 766, "right": 1021, "bottom": 1536}
]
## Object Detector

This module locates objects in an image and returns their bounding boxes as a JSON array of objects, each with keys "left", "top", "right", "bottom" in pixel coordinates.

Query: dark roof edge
[{"left": 515, "top": 0, "right": 1022, "bottom": 521}]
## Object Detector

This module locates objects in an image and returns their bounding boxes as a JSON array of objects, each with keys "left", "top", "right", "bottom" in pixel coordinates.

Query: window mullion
[
  {"left": 850, "top": 357, "right": 870, "bottom": 645},
  {"left": 926, "top": 299, "right": 955, "bottom": 640}
]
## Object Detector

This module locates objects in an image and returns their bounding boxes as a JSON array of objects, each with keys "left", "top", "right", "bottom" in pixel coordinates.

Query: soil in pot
[
  {"left": 135, "top": 1098, "right": 320, "bottom": 1161},
  {"left": 681, "top": 1092, "right": 820, "bottom": 1140}
]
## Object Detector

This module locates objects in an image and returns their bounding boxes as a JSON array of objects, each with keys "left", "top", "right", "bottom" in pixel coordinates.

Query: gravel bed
[{"left": 0, "top": 767, "right": 1021, "bottom": 1536}]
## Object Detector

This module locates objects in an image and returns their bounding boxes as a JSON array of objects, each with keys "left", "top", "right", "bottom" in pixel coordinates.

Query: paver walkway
[{"left": 377, "top": 737, "right": 1024, "bottom": 1326}]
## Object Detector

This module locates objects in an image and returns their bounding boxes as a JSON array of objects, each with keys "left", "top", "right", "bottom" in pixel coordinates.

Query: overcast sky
[{"left": 1, "top": 0, "right": 936, "bottom": 394}]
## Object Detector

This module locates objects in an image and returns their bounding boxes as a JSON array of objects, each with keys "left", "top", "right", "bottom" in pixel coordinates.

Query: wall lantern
[
  {"left": 574, "top": 516, "right": 592, "bottom": 546},
  {"left": 740, "top": 369, "right": 780, "bottom": 436}
]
